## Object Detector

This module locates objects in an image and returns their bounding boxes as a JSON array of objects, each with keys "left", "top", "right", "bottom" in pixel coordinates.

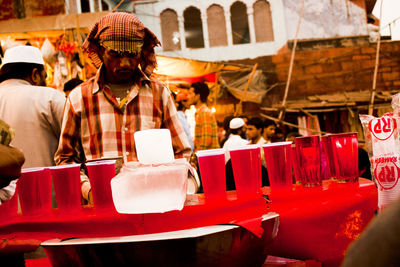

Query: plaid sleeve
[
  {"left": 54, "top": 96, "right": 84, "bottom": 165},
  {"left": 161, "top": 85, "right": 191, "bottom": 160}
]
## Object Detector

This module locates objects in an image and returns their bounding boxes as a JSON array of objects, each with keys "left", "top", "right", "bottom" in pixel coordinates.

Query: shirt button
[
  {"left": 124, "top": 127, "right": 128, "bottom": 131},
  {"left": 126, "top": 152, "right": 130, "bottom": 155}
]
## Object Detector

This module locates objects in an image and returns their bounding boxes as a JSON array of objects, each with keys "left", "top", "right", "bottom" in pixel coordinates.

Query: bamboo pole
[
  {"left": 277, "top": 0, "right": 306, "bottom": 122},
  {"left": 368, "top": 0, "right": 384, "bottom": 115},
  {"left": 234, "top": 63, "right": 258, "bottom": 116}
]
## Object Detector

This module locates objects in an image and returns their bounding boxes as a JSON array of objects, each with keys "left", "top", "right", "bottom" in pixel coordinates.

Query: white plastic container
[{"left": 134, "top": 129, "right": 175, "bottom": 165}]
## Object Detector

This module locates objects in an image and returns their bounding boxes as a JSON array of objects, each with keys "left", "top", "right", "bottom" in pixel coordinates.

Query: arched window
[
  {"left": 184, "top": 6, "right": 204, "bottom": 48},
  {"left": 230, "top": 1, "right": 250, "bottom": 44},
  {"left": 160, "top": 9, "right": 180, "bottom": 51},
  {"left": 253, "top": 0, "right": 274, "bottom": 42},
  {"left": 207, "top": 4, "right": 228, "bottom": 47},
  {"left": 81, "top": 0, "right": 90, "bottom": 13},
  {"left": 101, "top": 0, "right": 109, "bottom": 11}
]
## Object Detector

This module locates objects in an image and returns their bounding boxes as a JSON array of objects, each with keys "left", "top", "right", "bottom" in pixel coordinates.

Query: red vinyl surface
[
  {"left": 0, "top": 178, "right": 377, "bottom": 267},
  {"left": 264, "top": 178, "right": 377, "bottom": 266}
]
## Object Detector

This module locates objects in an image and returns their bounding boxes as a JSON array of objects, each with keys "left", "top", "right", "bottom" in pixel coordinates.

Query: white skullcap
[
  {"left": 229, "top": 118, "right": 245, "bottom": 129},
  {"left": 1, "top": 45, "right": 44, "bottom": 69}
]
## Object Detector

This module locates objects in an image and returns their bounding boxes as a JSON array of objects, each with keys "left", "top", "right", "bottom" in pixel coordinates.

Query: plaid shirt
[
  {"left": 194, "top": 104, "right": 220, "bottom": 150},
  {"left": 55, "top": 66, "right": 191, "bottom": 164}
]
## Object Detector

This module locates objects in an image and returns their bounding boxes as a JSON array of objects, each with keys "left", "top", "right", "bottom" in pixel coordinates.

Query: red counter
[
  {"left": 0, "top": 178, "right": 377, "bottom": 267},
  {"left": 264, "top": 178, "right": 377, "bottom": 266}
]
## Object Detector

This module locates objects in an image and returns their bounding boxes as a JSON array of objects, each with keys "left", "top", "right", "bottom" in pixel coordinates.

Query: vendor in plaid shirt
[{"left": 55, "top": 12, "right": 191, "bottom": 202}]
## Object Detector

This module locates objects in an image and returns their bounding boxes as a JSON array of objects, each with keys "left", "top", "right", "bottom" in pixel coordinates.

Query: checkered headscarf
[{"left": 82, "top": 12, "right": 161, "bottom": 75}]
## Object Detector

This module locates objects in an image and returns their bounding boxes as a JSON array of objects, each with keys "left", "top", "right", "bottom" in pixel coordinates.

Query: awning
[{"left": 0, "top": 11, "right": 109, "bottom": 39}]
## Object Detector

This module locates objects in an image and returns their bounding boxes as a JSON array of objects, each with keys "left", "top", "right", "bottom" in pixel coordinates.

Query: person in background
[
  {"left": 0, "top": 45, "right": 65, "bottom": 168},
  {"left": 246, "top": 117, "right": 266, "bottom": 145},
  {"left": 55, "top": 12, "right": 191, "bottom": 203},
  {"left": 246, "top": 116, "right": 270, "bottom": 187},
  {"left": 63, "top": 77, "right": 83, "bottom": 97},
  {"left": 223, "top": 118, "right": 249, "bottom": 190},
  {"left": 272, "top": 126, "right": 285, "bottom": 142},
  {"left": 222, "top": 118, "right": 248, "bottom": 164},
  {"left": 0, "top": 144, "right": 24, "bottom": 204},
  {"left": 238, "top": 114, "right": 249, "bottom": 140},
  {"left": 174, "top": 92, "right": 194, "bottom": 151},
  {"left": 285, "top": 131, "right": 301, "bottom": 142},
  {"left": 263, "top": 119, "right": 276, "bottom": 143},
  {"left": 219, "top": 114, "right": 234, "bottom": 147},
  {"left": 187, "top": 81, "right": 219, "bottom": 151}
]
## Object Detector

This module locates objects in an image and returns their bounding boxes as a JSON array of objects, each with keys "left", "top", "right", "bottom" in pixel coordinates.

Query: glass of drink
[
  {"left": 295, "top": 136, "right": 322, "bottom": 187},
  {"left": 291, "top": 145, "right": 303, "bottom": 184},
  {"left": 329, "top": 132, "right": 359, "bottom": 183},
  {"left": 196, "top": 149, "right": 227, "bottom": 202},
  {"left": 18, "top": 167, "right": 52, "bottom": 216},
  {"left": 49, "top": 164, "right": 82, "bottom": 215},
  {"left": 86, "top": 160, "right": 117, "bottom": 212},
  {"left": 229, "top": 144, "right": 262, "bottom": 199},
  {"left": 263, "top": 142, "right": 293, "bottom": 192}
]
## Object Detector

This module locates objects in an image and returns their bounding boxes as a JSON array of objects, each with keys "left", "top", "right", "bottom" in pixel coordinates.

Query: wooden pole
[
  {"left": 368, "top": 0, "right": 383, "bottom": 115},
  {"left": 277, "top": 0, "right": 305, "bottom": 122},
  {"left": 235, "top": 63, "right": 258, "bottom": 116}
]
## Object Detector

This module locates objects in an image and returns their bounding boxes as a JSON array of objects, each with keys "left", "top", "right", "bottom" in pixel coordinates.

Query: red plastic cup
[
  {"left": 196, "top": 149, "right": 227, "bottom": 201},
  {"left": 86, "top": 160, "right": 116, "bottom": 212},
  {"left": 18, "top": 167, "right": 52, "bottom": 216},
  {"left": 329, "top": 132, "right": 359, "bottom": 183},
  {"left": 49, "top": 164, "right": 82, "bottom": 214},
  {"left": 320, "top": 135, "right": 336, "bottom": 180},
  {"left": 291, "top": 146, "right": 302, "bottom": 184},
  {"left": 294, "top": 135, "right": 322, "bottom": 187},
  {"left": 229, "top": 144, "right": 262, "bottom": 198},
  {"left": 0, "top": 184, "right": 18, "bottom": 220},
  {"left": 263, "top": 142, "right": 293, "bottom": 192}
]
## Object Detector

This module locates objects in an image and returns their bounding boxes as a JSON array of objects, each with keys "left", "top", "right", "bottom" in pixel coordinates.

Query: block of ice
[{"left": 111, "top": 159, "right": 188, "bottom": 214}]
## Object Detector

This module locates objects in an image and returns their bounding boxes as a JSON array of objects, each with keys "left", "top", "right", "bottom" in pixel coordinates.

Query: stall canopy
[
  {"left": 0, "top": 11, "right": 109, "bottom": 39},
  {"left": 155, "top": 55, "right": 269, "bottom": 104}
]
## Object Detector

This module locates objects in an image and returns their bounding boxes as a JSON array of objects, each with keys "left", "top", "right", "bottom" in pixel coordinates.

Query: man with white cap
[
  {"left": 0, "top": 45, "right": 65, "bottom": 168},
  {"left": 0, "top": 45, "right": 65, "bottom": 264},
  {"left": 222, "top": 118, "right": 248, "bottom": 163}
]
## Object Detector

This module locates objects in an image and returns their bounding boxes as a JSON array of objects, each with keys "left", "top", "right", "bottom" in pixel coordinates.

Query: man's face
[
  {"left": 187, "top": 87, "right": 199, "bottom": 106},
  {"left": 264, "top": 125, "right": 276, "bottom": 139},
  {"left": 100, "top": 48, "right": 140, "bottom": 84},
  {"left": 246, "top": 125, "right": 262, "bottom": 142}
]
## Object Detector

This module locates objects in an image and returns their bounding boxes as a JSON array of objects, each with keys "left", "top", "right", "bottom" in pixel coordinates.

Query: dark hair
[
  {"left": 263, "top": 119, "right": 276, "bottom": 128},
  {"left": 64, "top": 78, "right": 83, "bottom": 93},
  {"left": 247, "top": 117, "right": 264, "bottom": 130},
  {"left": 191, "top": 82, "right": 209, "bottom": 103},
  {"left": 230, "top": 127, "right": 242, "bottom": 135},
  {"left": 0, "top": 63, "right": 44, "bottom": 83}
]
